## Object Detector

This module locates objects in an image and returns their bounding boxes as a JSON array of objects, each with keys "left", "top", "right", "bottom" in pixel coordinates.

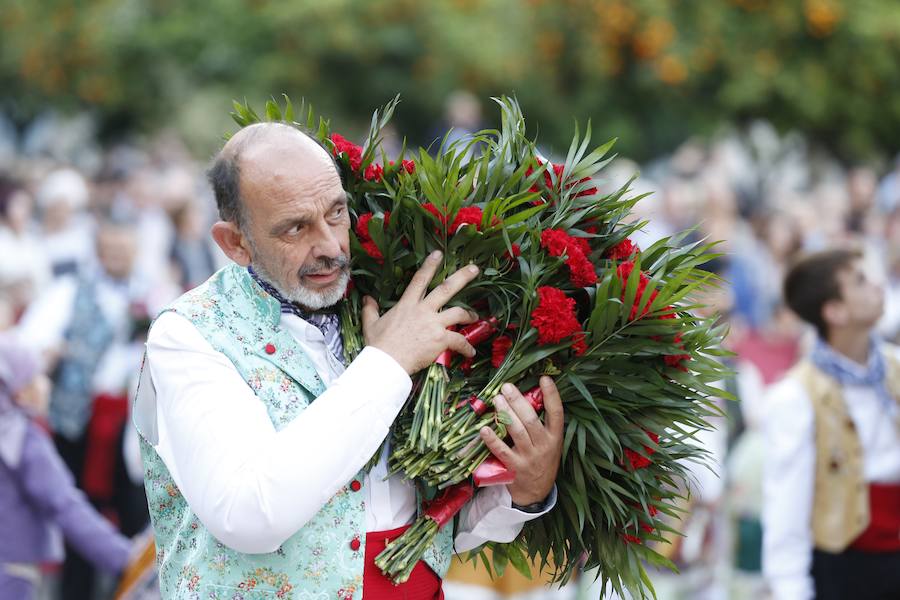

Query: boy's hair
[{"left": 783, "top": 248, "right": 863, "bottom": 339}]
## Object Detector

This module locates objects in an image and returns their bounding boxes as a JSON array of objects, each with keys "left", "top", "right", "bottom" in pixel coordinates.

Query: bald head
[{"left": 208, "top": 122, "right": 339, "bottom": 230}]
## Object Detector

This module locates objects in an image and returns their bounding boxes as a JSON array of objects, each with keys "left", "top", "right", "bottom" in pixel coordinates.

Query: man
[
  {"left": 133, "top": 123, "right": 563, "bottom": 599},
  {"left": 763, "top": 248, "right": 900, "bottom": 600}
]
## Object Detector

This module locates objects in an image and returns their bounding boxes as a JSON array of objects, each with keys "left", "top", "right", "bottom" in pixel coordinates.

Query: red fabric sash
[
  {"left": 850, "top": 483, "right": 900, "bottom": 552},
  {"left": 82, "top": 393, "right": 128, "bottom": 500},
  {"left": 363, "top": 525, "right": 443, "bottom": 600}
]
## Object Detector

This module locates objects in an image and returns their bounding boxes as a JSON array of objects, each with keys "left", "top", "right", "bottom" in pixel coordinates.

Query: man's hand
[
  {"left": 479, "top": 376, "right": 564, "bottom": 506},
  {"left": 362, "top": 250, "right": 480, "bottom": 375}
]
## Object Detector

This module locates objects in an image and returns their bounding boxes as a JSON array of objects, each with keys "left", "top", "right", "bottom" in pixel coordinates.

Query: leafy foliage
[{"left": 2, "top": 0, "right": 899, "bottom": 160}]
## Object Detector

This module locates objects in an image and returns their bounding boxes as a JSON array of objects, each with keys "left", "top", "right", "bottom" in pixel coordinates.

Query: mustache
[{"left": 297, "top": 254, "right": 350, "bottom": 277}]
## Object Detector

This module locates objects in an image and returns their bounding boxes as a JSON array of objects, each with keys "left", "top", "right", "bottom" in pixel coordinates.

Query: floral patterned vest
[{"left": 137, "top": 264, "right": 452, "bottom": 599}]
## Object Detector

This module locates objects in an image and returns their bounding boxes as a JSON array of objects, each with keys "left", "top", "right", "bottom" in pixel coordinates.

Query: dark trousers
[
  {"left": 812, "top": 548, "right": 900, "bottom": 600},
  {"left": 54, "top": 426, "right": 148, "bottom": 600}
]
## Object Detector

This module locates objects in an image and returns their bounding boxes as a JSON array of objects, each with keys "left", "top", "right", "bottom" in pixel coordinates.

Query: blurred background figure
[{"left": 0, "top": 332, "right": 132, "bottom": 600}]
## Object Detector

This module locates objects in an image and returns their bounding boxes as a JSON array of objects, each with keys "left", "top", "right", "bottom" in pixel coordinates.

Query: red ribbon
[
  {"left": 434, "top": 317, "right": 499, "bottom": 366},
  {"left": 523, "top": 386, "right": 544, "bottom": 412},
  {"left": 424, "top": 481, "right": 476, "bottom": 527},
  {"left": 460, "top": 317, "right": 499, "bottom": 346},
  {"left": 472, "top": 456, "right": 516, "bottom": 487}
]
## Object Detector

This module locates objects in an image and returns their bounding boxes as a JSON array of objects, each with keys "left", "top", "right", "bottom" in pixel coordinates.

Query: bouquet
[{"left": 229, "top": 95, "right": 730, "bottom": 599}]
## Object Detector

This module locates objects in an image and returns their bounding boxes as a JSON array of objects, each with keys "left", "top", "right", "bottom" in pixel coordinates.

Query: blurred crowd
[{"left": 1, "top": 104, "right": 899, "bottom": 600}]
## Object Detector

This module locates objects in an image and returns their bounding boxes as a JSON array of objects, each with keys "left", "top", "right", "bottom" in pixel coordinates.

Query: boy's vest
[
  {"left": 791, "top": 348, "right": 900, "bottom": 552},
  {"left": 136, "top": 264, "right": 452, "bottom": 599}
]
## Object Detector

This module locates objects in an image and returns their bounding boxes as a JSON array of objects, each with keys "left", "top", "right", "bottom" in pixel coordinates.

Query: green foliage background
[{"left": 2, "top": 0, "right": 899, "bottom": 161}]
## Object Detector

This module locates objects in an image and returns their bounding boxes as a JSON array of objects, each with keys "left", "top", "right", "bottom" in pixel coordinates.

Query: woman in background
[{"left": 0, "top": 332, "right": 132, "bottom": 599}]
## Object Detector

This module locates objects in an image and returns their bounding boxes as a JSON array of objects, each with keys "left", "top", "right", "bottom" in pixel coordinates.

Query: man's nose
[{"left": 310, "top": 221, "right": 343, "bottom": 259}]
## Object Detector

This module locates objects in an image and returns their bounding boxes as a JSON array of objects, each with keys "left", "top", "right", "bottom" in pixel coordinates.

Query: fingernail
[
  {"left": 468, "top": 265, "right": 479, "bottom": 274},
  {"left": 493, "top": 395, "right": 505, "bottom": 407},
  {"left": 502, "top": 383, "right": 515, "bottom": 395},
  {"left": 430, "top": 250, "right": 442, "bottom": 260},
  {"left": 480, "top": 427, "right": 490, "bottom": 437},
  {"left": 540, "top": 375, "right": 551, "bottom": 386}
]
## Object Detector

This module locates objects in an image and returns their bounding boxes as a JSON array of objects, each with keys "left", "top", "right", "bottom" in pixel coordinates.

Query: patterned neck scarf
[
  {"left": 811, "top": 336, "right": 894, "bottom": 413},
  {"left": 248, "top": 267, "right": 344, "bottom": 365}
]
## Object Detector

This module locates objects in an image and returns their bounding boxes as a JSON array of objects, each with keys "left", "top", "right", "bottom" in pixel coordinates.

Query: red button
[
  {"left": 265, "top": 343, "right": 276, "bottom": 355},
  {"left": 350, "top": 537, "right": 361, "bottom": 551},
  {"left": 350, "top": 480, "right": 362, "bottom": 492}
]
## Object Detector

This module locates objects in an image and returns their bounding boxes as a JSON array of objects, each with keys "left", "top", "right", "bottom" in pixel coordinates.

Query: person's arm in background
[
  {"left": 15, "top": 276, "right": 77, "bottom": 371},
  {"left": 17, "top": 423, "right": 130, "bottom": 573},
  {"left": 762, "top": 378, "right": 816, "bottom": 600}
]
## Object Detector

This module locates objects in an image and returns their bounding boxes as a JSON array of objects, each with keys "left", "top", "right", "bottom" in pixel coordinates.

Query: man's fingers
[
  {"left": 424, "top": 264, "right": 479, "bottom": 311},
  {"left": 540, "top": 376, "right": 565, "bottom": 441},
  {"left": 360, "top": 296, "right": 380, "bottom": 331},
  {"left": 444, "top": 331, "right": 476, "bottom": 358},
  {"left": 479, "top": 426, "right": 516, "bottom": 468},
  {"left": 402, "top": 250, "right": 443, "bottom": 302},
  {"left": 494, "top": 394, "right": 533, "bottom": 449},
  {"left": 439, "top": 306, "right": 479, "bottom": 328},
  {"left": 502, "top": 382, "right": 545, "bottom": 443}
]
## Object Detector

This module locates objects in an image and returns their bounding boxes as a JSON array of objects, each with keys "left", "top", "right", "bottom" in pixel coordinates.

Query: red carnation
[
  {"left": 572, "top": 332, "right": 588, "bottom": 356},
  {"left": 364, "top": 162, "right": 384, "bottom": 182},
  {"left": 355, "top": 213, "right": 374, "bottom": 241},
  {"left": 573, "top": 236, "right": 592, "bottom": 257},
  {"left": 450, "top": 206, "right": 484, "bottom": 234},
  {"left": 530, "top": 286, "right": 582, "bottom": 347},
  {"left": 540, "top": 229, "right": 597, "bottom": 287},
  {"left": 491, "top": 336, "right": 513, "bottom": 368},
  {"left": 526, "top": 158, "right": 597, "bottom": 200},
  {"left": 402, "top": 159, "right": 416, "bottom": 174},
  {"left": 624, "top": 430, "right": 660, "bottom": 471},
  {"left": 360, "top": 240, "right": 383, "bottom": 264},
  {"left": 503, "top": 244, "right": 522, "bottom": 262},
  {"left": 607, "top": 238, "right": 638, "bottom": 261},
  {"left": 664, "top": 333, "right": 691, "bottom": 371},
  {"left": 422, "top": 203, "right": 448, "bottom": 225},
  {"left": 622, "top": 533, "right": 642, "bottom": 545},
  {"left": 355, "top": 211, "right": 390, "bottom": 243},
  {"left": 330, "top": 133, "right": 363, "bottom": 171},
  {"left": 568, "top": 255, "right": 598, "bottom": 287}
]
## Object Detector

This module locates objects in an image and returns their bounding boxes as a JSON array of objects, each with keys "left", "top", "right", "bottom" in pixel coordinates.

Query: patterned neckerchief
[{"left": 247, "top": 266, "right": 344, "bottom": 365}]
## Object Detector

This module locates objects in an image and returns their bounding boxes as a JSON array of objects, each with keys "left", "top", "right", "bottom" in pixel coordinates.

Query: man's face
[
  {"left": 831, "top": 259, "right": 885, "bottom": 330},
  {"left": 238, "top": 131, "right": 351, "bottom": 310},
  {"left": 97, "top": 224, "right": 137, "bottom": 280}
]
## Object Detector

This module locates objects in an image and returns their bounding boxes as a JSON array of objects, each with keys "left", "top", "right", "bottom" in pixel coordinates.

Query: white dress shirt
[
  {"left": 762, "top": 348, "right": 900, "bottom": 600},
  {"left": 139, "top": 310, "right": 554, "bottom": 555}
]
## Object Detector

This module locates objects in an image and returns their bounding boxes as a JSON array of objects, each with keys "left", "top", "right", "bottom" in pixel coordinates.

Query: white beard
[{"left": 252, "top": 260, "right": 350, "bottom": 311}]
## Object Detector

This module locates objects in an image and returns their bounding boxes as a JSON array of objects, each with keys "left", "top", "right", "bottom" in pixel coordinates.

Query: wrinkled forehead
[{"left": 235, "top": 126, "right": 343, "bottom": 213}]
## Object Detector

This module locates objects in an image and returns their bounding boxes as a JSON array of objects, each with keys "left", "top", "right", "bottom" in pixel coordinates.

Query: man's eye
[
  {"left": 289, "top": 223, "right": 304, "bottom": 234},
  {"left": 331, "top": 206, "right": 346, "bottom": 218}
]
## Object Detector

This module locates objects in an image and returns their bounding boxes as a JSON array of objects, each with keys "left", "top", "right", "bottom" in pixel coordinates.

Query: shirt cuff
[{"left": 509, "top": 485, "right": 558, "bottom": 518}]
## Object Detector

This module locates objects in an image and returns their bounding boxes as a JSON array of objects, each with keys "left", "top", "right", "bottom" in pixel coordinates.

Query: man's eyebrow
[
  {"left": 330, "top": 193, "right": 349, "bottom": 209},
  {"left": 269, "top": 194, "right": 347, "bottom": 235},
  {"left": 269, "top": 215, "right": 310, "bottom": 236}
]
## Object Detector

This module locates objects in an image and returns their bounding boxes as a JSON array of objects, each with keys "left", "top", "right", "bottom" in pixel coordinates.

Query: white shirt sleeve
[
  {"left": 146, "top": 311, "right": 412, "bottom": 554},
  {"left": 16, "top": 276, "right": 77, "bottom": 361},
  {"left": 762, "top": 377, "right": 815, "bottom": 600},
  {"left": 453, "top": 485, "right": 557, "bottom": 553}
]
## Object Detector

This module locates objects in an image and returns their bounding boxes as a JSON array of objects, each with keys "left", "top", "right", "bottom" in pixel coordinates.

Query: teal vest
[{"left": 136, "top": 264, "right": 452, "bottom": 599}]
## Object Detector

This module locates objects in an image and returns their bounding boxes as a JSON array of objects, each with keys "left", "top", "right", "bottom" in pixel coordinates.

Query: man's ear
[{"left": 211, "top": 221, "right": 252, "bottom": 267}]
